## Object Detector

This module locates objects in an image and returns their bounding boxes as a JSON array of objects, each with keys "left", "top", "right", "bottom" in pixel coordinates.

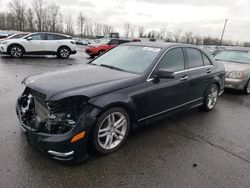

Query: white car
[{"left": 0, "top": 32, "right": 77, "bottom": 59}]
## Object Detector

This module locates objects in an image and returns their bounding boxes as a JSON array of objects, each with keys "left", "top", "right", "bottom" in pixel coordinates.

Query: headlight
[
  {"left": 1, "top": 41, "right": 8, "bottom": 45},
  {"left": 228, "top": 71, "right": 244, "bottom": 79}
]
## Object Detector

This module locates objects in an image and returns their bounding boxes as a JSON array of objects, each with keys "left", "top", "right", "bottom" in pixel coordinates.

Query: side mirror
[
  {"left": 26, "top": 37, "right": 32, "bottom": 41},
  {"left": 157, "top": 69, "right": 175, "bottom": 79}
]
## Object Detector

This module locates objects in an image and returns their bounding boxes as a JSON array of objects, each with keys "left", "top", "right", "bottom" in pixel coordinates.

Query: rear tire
[
  {"left": 93, "top": 107, "right": 130, "bottom": 154},
  {"left": 8, "top": 45, "right": 24, "bottom": 58},
  {"left": 243, "top": 79, "right": 250, "bottom": 94},
  {"left": 57, "top": 47, "right": 70, "bottom": 59},
  {"left": 202, "top": 84, "right": 219, "bottom": 112}
]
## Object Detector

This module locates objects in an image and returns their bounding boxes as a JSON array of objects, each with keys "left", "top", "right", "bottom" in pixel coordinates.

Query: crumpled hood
[
  {"left": 24, "top": 65, "right": 141, "bottom": 101},
  {"left": 217, "top": 60, "right": 250, "bottom": 72}
]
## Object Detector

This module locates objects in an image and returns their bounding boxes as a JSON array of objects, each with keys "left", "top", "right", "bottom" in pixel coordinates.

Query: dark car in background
[
  {"left": 214, "top": 48, "right": 250, "bottom": 94},
  {"left": 16, "top": 42, "right": 225, "bottom": 163},
  {"left": 85, "top": 38, "right": 131, "bottom": 58}
]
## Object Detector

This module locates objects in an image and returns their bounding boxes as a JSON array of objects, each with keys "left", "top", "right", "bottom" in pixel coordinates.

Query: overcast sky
[{"left": 1, "top": 0, "right": 250, "bottom": 41}]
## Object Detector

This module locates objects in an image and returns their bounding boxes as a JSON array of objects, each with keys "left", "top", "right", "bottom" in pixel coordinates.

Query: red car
[{"left": 85, "top": 38, "right": 131, "bottom": 58}]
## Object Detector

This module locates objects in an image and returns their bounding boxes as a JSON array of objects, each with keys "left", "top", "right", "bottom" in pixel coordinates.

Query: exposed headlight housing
[
  {"left": 43, "top": 96, "right": 88, "bottom": 134},
  {"left": 228, "top": 71, "right": 244, "bottom": 79}
]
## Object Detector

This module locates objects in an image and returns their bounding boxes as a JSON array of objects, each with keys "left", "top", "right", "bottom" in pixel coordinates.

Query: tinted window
[
  {"left": 186, "top": 48, "right": 203, "bottom": 68},
  {"left": 202, "top": 53, "right": 212, "bottom": 66},
  {"left": 29, "top": 34, "right": 45, "bottom": 40},
  {"left": 158, "top": 48, "right": 185, "bottom": 72},
  {"left": 47, "top": 34, "right": 68, "bottom": 40}
]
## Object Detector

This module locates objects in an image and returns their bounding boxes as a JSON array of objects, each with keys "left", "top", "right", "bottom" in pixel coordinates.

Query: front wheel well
[
  {"left": 57, "top": 45, "right": 71, "bottom": 53},
  {"left": 96, "top": 103, "right": 136, "bottom": 130},
  {"left": 7, "top": 44, "right": 25, "bottom": 53}
]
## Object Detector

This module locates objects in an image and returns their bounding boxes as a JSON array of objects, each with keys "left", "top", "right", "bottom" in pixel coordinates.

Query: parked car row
[{"left": 0, "top": 32, "right": 77, "bottom": 59}]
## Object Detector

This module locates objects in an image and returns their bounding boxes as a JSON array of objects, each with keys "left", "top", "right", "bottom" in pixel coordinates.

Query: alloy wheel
[
  {"left": 207, "top": 86, "right": 218, "bottom": 109},
  {"left": 60, "top": 48, "right": 70, "bottom": 58},
  {"left": 97, "top": 112, "right": 128, "bottom": 150},
  {"left": 10, "top": 46, "right": 23, "bottom": 57}
]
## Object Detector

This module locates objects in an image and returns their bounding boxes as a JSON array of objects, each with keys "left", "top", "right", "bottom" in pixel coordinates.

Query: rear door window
[
  {"left": 202, "top": 53, "right": 212, "bottom": 66},
  {"left": 186, "top": 48, "right": 203, "bottom": 68}
]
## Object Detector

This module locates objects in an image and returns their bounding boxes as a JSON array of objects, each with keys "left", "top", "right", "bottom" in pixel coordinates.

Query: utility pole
[{"left": 220, "top": 19, "right": 228, "bottom": 46}]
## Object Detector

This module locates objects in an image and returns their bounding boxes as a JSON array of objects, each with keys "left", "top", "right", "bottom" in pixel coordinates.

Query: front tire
[
  {"left": 57, "top": 47, "right": 70, "bottom": 59},
  {"left": 202, "top": 84, "right": 219, "bottom": 111},
  {"left": 93, "top": 107, "right": 130, "bottom": 154},
  {"left": 243, "top": 79, "right": 250, "bottom": 94},
  {"left": 9, "top": 45, "right": 24, "bottom": 58}
]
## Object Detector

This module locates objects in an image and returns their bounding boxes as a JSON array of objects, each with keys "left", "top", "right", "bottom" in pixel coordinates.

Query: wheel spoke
[
  {"left": 108, "top": 134, "right": 113, "bottom": 149},
  {"left": 103, "top": 135, "right": 110, "bottom": 148},
  {"left": 114, "top": 117, "right": 125, "bottom": 128},
  {"left": 99, "top": 131, "right": 109, "bottom": 138},
  {"left": 113, "top": 133, "right": 122, "bottom": 140},
  {"left": 114, "top": 129, "right": 124, "bottom": 137}
]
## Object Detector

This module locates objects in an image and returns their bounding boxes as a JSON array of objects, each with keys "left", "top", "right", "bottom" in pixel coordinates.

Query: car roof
[
  {"left": 30, "top": 32, "right": 71, "bottom": 38},
  {"left": 123, "top": 42, "right": 200, "bottom": 50}
]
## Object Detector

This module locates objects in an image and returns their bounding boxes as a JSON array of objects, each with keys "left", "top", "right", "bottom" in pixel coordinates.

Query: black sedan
[{"left": 16, "top": 42, "right": 225, "bottom": 163}]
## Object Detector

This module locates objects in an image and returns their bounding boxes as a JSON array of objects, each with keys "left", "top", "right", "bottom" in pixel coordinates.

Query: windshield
[
  {"left": 91, "top": 45, "right": 161, "bottom": 74},
  {"left": 214, "top": 50, "right": 250, "bottom": 64}
]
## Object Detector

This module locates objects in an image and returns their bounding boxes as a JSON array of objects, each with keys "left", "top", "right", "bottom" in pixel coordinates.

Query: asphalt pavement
[{"left": 0, "top": 47, "right": 250, "bottom": 188}]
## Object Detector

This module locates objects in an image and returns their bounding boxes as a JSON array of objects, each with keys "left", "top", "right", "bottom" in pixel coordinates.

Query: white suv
[{"left": 0, "top": 32, "right": 77, "bottom": 59}]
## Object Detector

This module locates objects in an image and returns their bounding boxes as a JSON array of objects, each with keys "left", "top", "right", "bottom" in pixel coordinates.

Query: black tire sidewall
[
  {"left": 203, "top": 84, "right": 219, "bottom": 112},
  {"left": 93, "top": 107, "right": 130, "bottom": 154},
  {"left": 244, "top": 79, "right": 250, "bottom": 94}
]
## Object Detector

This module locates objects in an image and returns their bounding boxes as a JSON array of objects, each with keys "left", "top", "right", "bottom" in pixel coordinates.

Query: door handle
[
  {"left": 180, "top": 75, "right": 189, "bottom": 82},
  {"left": 206, "top": 69, "right": 212, "bottom": 73}
]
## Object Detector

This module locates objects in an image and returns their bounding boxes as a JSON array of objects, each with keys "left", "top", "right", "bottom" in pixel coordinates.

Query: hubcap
[
  {"left": 98, "top": 112, "right": 127, "bottom": 150},
  {"left": 60, "top": 49, "right": 69, "bottom": 58},
  {"left": 11, "top": 47, "right": 22, "bottom": 57},
  {"left": 207, "top": 86, "right": 218, "bottom": 109}
]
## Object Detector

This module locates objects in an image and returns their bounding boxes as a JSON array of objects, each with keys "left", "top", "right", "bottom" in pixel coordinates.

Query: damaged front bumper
[{"left": 15, "top": 94, "right": 98, "bottom": 163}]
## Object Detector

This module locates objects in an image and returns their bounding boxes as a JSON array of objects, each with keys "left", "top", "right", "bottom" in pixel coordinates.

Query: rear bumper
[{"left": 225, "top": 78, "right": 248, "bottom": 90}]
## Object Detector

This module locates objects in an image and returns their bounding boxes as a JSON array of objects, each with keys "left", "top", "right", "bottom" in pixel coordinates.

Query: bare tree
[
  {"left": 124, "top": 23, "right": 130, "bottom": 38},
  {"left": 77, "top": 12, "right": 87, "bottom": 37},
  {"left": 138, "top": 26, "right": 144, "bottom": 38},
  {"left": 47, "top": 3, "right": 60, "bottom": 32},
  {"left": 130, "top": 25, "right": 135, "bottom": 38},
  {"left": 26, "top": 8, "right": 34, "bottom": 31},
  {"left": 184, "top": 31, "right": 193, "bottom": 44},
  {"left": 8, "top": 0, "right": 26, "bottom": 31},
  {"left": 32, "top": 0, "right": 46, "bottom": 31},
  {"left": 173, "top": 30, "right": 182, "bottom": 42},
  {"left": 65, "top": 14, "right": 74, "bottom": 35}
]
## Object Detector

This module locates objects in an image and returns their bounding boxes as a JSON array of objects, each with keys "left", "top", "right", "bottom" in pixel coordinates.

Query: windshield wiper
[{"left": 100, "top": 64, "right": 125, "bottom": 72}]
